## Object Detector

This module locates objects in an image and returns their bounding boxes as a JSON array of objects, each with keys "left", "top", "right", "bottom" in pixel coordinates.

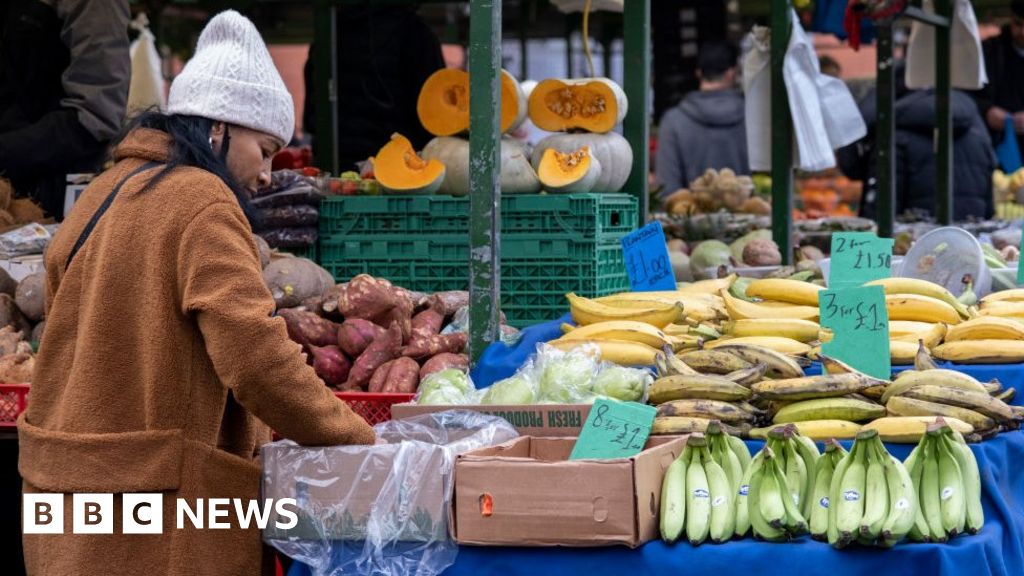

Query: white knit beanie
[{"left": 167, "top": 10, "right": 294, "bottom": 144}]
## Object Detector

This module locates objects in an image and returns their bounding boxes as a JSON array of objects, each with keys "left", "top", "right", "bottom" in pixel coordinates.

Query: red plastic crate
[
  {"left": 0, "top": 383, "right": 29, "bottom": 428},
  {"left": 334, "top": 391, "right": 415, "bottom": 426}
]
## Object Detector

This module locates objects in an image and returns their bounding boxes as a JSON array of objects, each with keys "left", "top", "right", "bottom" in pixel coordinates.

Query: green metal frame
[{"left": 770, "top": 0, "right": 793, "bottom": 263}]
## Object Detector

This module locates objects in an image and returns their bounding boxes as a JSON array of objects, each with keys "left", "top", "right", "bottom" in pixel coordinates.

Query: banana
[
  {"left": 657, "top": 399, "right": 758, "bottom": 424},
  {"left": 566, "top": 292, "right": 684, "bottom": 327},
  {"left": 885, "top": 293, "right": 962, "bottom": 325},
  {"left": 753, "top": 373, "right": 881, "bottom": 401},
  {"left": 748, "top": 449, "right": 788, "bottom": 542},
  {"left": 678, "top": 275, "right": 737, "bottom": 295},
  {"left": 704, "top": 448, "right": 736, "bottom": 543},
  {"left": 934, "top": 431, "right": 966, "bottom": 537},
  {"left": 890, "top": 340, "right": 922, "bottom": 365},
  {"left": 656, "top": 345, "right": 700, "bottom": 377},
  {"left": 833, "top": 436, "right": 868, "bottom": 546},
  {"left": 878, "top": 446, "right": 918, "bottom": 546},
  {"left": 745, "top": 278, "right": 824, "bottom": 306},
  {"left": 705, "top": 343, "right": 806, "bottom": 379},
  {"left": 861, "top": 385, "right": 887, "bottom": 401},
  {"left": 827, "top": 440, "right": 856, "bottom": 546},
  {"left": 980, "top": 288, "right": 1024, "bottom": 304},
  {"left": 548, "top": 338, "right": 660, "bottom": 365},
  {"left": 983, "top": 380, "right": 1003, "bottom": 395},
  {"left": 883, "top": 369, "right": 989, "bottom": 403},
  {"left": 723, "top": 363, "right": 769, "bottom": 388},
  {"left": 734, "top": 455, "right": 756, "bottom": 538},
  {"left": 903, "top": 384, "right": 1018, "bottom": 424},
  {"left": 648, "top": 374, "right": 752, "bottom": 404},
  {"left": 889, "top": 320, "right": 943, "bottom": 338},
  {"left": 677, "top": 349, "right": 753, "bottom": 374},
  {"left": 996, "top": 387, "right": 1016, "bottom": 403},
  {"left": 862, "top": 416, "right": 973, "bottom": 443},
  {"left": 945, "top": 316, "right": 1024, "bottom": 342},
  {"left": 773, "top": 397, "right": 885, "bottom": 424},
  {"left": 758, "top": 449, "right": 788, "bottom": 532},
  {"left": 810, "top": 441, "right": 842, "bottom": 540},
  {"left": 555, "top": 320, "right": 675, "bottom": 349},
  {"left": 595, "top": 292, "right": 722, "bottom": 323},
  {"left": 860, "top": 438, "right": 889, "bottom": 541},
  {"left": 751, "top": 419, "right": 861, "bottom": 441},
  {"left": 781, "top": 438, "right": 807, "bottom": 514},
  {"left": 660, "top": 450, "right": 689, "bottom": 542},
  {"left": 705, "top": 336, "right": 812, "bottom": 356},
  {"left": 891, "top": 322, "right": 947, "bottom": 348},
  {"left": 653, "top": 416, "right": 714, "bottom": 435},
  {"left": 722, "top": 318, "right": 822, "bottom": 343},
  {"left": 915, "top": 340, "right": 941, "bottom": 370},
  {"left": 685, "top": 437, "right": 712, "bottom": 545},
  {"left": 774, "top": 451, "right": 809, "bottom": 535},
  {"left": 721, "top": 288, "right": 820, "bottom": 321},
  {"left": 933, "top": 339, "right": 1024, "bottom": 364},
  {"left": 866, "top": 277, "right": 970, "bottom": 319},
  {"left": 885, "top": 396, "right": 997, "bottom": 431},
  {"left": 727, "top": 434, "right": 753, "bottom": 472},
  {"left": 947, "top": 430, "right": 984, "bottom": 534},
  {"left": 920, "top": 439, "right": 948, "bottom": 542},
  {"left": 708, "top": 422, "right": 744, "bottom": 494},
  {"left": 904, "top": 446, "right": 931, "bottom": 542}
]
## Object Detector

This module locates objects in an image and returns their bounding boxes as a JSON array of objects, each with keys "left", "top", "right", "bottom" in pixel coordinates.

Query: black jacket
[
  {"left": 972, "top": 25, "right": 1024, "bottom": 154},
  {"left": 304, "top": 7, "right": 444, "bottom": 172},
  {"left": 0, "top": 0, "right": 130, "bottom": 219},
  {"left": 838, "top": 88, "right": 995, "bottom": 220}
]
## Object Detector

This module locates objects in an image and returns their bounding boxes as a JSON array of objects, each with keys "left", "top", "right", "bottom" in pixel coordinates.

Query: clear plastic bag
[
  {"left": 263, "top": 410, "right": 517, "bottom": 576},
  {"left": 534, "top": 342, "right": 601, "bottom": 403},
  {"left": 413, "top": 368, "right": 478, "bottom": 405}
]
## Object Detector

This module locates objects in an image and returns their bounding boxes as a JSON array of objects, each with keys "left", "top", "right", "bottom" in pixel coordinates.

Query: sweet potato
[
  {"left": 368, "top": 359, "right": 397, "bottom": 393},
  {"left": 419, "top": 353, "right": 469, "bottom": 381},
  {"left": 337, "top": 274, "right": 399, "bottom": 321},
  {"left": 319, "top": 284, "right": 347, "bottom": 321},
  {"left": 262, "top": 257, "right": 334, "bottom": 309},
  {"left": 382, "top": 357, "right": 420, "bottom": 393},
  {"left": 308, "top": 344, "right": 351, "bottom": 387},
  {"left": 382, "top": 295, "right": 414, "bottom": 343},
  {"left": 402, "top": 332, "right": 468, "bottom": 360},
  {"left": 277, "top": 308, "right": 340, "bottom": 348},
  {"left": 337, "top": 318, "right": 385, "bottom": 358},
  {"left": 0, "top": 294, "right": 31, "bottom": 338},
  {"left": 411, "top": 309, "right": 443, "bottom": 341},
  {"left": 426, "top": 291, "right": 469, "bottom": 317},
  {"left": 15, "top": 271, "right": 45, "bottom": 322},
  {"left": 346, "top": 322, "right": 402, "bottom": 389}
]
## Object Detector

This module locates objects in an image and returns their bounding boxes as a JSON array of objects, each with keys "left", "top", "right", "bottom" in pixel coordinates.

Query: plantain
[
  {"left": 648, "top": 374, "right": 752, "bottom": 404},
  {"left": 657, "top": 399, "right": 759, "bottom": 425}
]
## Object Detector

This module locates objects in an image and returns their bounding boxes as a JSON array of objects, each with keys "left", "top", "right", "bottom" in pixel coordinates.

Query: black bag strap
[{"left": 65, "top": 161, "right": 161, "bottom": 271}]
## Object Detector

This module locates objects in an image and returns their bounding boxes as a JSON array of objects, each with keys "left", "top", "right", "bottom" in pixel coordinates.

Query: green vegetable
[
  {"left": 417, "top": 368, "right": 474, "bottom": 404},
  {"left": 538, "top": 352, "right": 596, "bottom": 403},
  {"left": 480, "top": 376, "right": 537, "bottom": 405},
  {"left": 591, "top": 366, "right": 648, "bottom": 402}
]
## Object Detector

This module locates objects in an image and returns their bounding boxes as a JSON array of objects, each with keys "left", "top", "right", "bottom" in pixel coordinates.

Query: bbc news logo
[{"left": 23, "top": 494, "right": 298, "bottom": 534}]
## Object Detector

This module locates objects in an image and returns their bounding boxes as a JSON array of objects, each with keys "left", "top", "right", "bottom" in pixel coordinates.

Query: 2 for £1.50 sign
[{"left": 829, "top": 232, "right": 894, "bottom": 288}]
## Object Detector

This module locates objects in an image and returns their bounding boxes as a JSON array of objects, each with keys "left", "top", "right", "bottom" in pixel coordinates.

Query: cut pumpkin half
[
  {"left": 536, "top": 146, "right": 602, "bottom": 194},
  {"left": 374, "top": 134, "right": 446, "bottom": 195},
  {"left": 528, "top": 77, "right": 627, "bottom": 133},
  {"left": 417, "top": 69, "right": 526, "bottom": 137}
]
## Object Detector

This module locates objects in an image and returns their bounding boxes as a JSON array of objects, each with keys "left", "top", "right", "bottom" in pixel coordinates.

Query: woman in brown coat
[{"left": 18, "top": 11, "right": 374, "bottom": 575}]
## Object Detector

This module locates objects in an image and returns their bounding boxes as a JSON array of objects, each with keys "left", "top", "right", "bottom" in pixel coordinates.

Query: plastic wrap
[
  {"left": 254, "top": 204, "right": 320, "bottom": 230},
  {"left": 250, "top": 185, "right": 323, "bottom": 208},
  {"left": 441, "top": 305, "right": 522, "bottom": 346},
  {"left": 258, "top": 227, "right": 319, "bottom": 249},
  {"left": 535, "top": 342, "right": 600, "bottom": 403},
  {"left": 414, "top": 368, "right": 478, "bottom": 405},
  {"left": 263, "top": 411, "right": 517, "bottom": 576}
]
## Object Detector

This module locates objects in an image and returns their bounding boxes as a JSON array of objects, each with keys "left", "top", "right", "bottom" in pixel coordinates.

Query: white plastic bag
[
  {"left": 906, "top": 0, "right": 987, "bottom": 90},
  {"left": 743, "top": 26, "right": 773, "bottom": 172},
  {"left": 127, "top": 14, "right": 166, "bottom": 113}
]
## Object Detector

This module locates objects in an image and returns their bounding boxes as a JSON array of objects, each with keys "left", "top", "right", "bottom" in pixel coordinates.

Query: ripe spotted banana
[
  {"left": 652, "top": 416, "right": 752, "bottom": 437},
  {"left": 902, "top": 384, "right": 1018, "bottom": 424},
  {"left": 656, "top": 345, "right": 700, "bottom": 377},
  {"left": 660, "top": 450, "right": 688, "bottom": 543},
  {"left": 745, "top": 278, "right": 824, "bottom": 306},
  {"left": 648, "top": 374, "right": 752, "bottom": 404},
  {"left": 677, "top": 349, "right": 753, "bottom": 374},
  {"left": 883, "top": 369, "right": 989, "bottom": 403},
  {"left": 861, "top": 416, "right": 974, "bottom": 443},
  {"left": 722, "top": 318, "right": 822, "bottom": 343},
  {"left": 705, "top": 342, "right": 806, "bottom": 379},
  {"left": 566, "top": 292, "right": 684, "bottom": 327},
  {"left": 750, "top": 419, "right": 861, "bottom": 441},
  {"left": 885, "top": 293, "right": 962, "bottom": 325},
  {"left": 932, "top": 339, "right": 1024, "bottom": 364},
  {"left": 720, "top": 288, "right": 820, "bottom": 321},
  {"left": 866, "top": 277, "right": 970, "bottom": 319},
  {"left": 752, "top": 373, "right": 882, "bottom": 401},
  {"left": 723, "top": 363, "right": 769, "bottom": 388},
  {"left": 773, "top": 397, "right": 886, "bottom": 424},
  {"left": 657, "top": 399, "right": 758, "bottom": 424},
  {"left": 548, "top": 338, "right": 660, "bottom": 365},
  {"left": 885, "top": 396, "right": 996, "bottom": 431},
  {"left": 706, "top": 336, "right": 812, "bottom": 356},
  {"left": 944, "top": 316, "right": 1024, "bottom": 342}
]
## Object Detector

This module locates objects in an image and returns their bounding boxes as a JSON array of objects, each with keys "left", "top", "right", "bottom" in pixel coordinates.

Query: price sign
[
  {"left": 570, "top": 398, "right": 657, "bottom": 460},
  {"left": 621, "top": 221, "right": 677, "bottom": 291},
  {"left": 819, "top": 286, "right": 890, "bottom": 380},
  {"left": 829, "top": 232, "right": 894, "bottom": 288}
]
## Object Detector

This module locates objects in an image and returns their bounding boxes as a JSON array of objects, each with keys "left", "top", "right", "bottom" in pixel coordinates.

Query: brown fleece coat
[{"left": 18, "top": 128, "right": 375, "bottom": 576}]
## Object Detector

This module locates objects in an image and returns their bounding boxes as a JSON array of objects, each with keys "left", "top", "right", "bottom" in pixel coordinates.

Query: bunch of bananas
[
  {"left": 826, "top": 429, "right": 918, "bottom": 548},
  {"left": 904, "top": 421, "right": 984, "bottom": 542},
  {"left": 923, "top": 291, "right": 1024, "bottom": 362},
  {"left": 660, "top": 424, "right": 752, "bottom": 545},
  {"left": 809, "top": 440, "right": 848, "bottom": 540}
]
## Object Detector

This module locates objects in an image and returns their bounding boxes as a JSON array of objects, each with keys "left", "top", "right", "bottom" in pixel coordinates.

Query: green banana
[
  {"left": 879, "top": 444, "right": 918, "bottom": 547},
  {"left": 704, "top": 449, "right": 735, "bottom": 543},
  {"left": 833, "top": 436, "right": 868, "bottom": 547},
  {"left": 734, "top": 452, "right": 758, "bottom": 538},
  {"left": 920, "top": 439, "right": 948, "bottom": 542},
  {"left": 792, "top": 432, "right": 821, "bottom": 518},
  {"left": 774, "top": 397, "right": 886, "bottom": 424},
  {"left": 860, "top": 438, "right": 890, "bottom": 542},
  {"left": 809, "top": 441, "right": 839, "bottom": 540},
  {"left": 727, "top": 433, "right": 753, "bottom": 473},
  {"left": 708, "top": 422, "right": 743, "bottom": 494},
  {"left": 747, "top": 449, "right": 788, "bottom": 542},
  {"left": 935, "top": 432, "right": 966, "bottom": 537},
  {"left": 686, "top": 438, "right": 712, "bottom": 545},
  {"left": 827, "top": 440, "right": 857, "bottom": 546},
  {"left": 948, "top": 430, "right": 984, "bottom": 534},
  {"left": 660, "top": 448, "right": 689, "bottom": 543},
  {"left": 903, "top": 444, "right": 932, "bottom": 542},
  {"left": 773, "top": 452, "right": 808, "bottom": 535}
]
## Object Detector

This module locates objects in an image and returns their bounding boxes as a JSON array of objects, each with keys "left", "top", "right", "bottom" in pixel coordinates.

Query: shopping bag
[
  {"left": 906, "top": 0, "right": 986, "bottom": 90},
  {"left": 743, "top": 26, "right": 772, "bottom": 172},
  {"left": 127, "top": 14, "right": 166, "bottom": 113},
  {"left": 996, "top": 116, "right": 1023, "bottom": 173}
]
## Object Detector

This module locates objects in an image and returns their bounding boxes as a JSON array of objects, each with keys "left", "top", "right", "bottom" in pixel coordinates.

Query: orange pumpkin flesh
[{"left": 374, "top": 134, "right": 445, "bottom": 195}]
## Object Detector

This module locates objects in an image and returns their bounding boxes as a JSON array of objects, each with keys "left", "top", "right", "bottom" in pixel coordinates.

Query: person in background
[
  {"left": 819, "top": 54, "right": 842, "bottom": 78},
  {"left": 973, "top": 0, "right": 1024, "bottom": 162},
  {"left": 19, "top": 11, "right": 374, "bottom": 576},
  {"left": 655, "top": 40, "right": 749, "bottom": 195},
  {"left": 303, "top": 5, "right": 445, "bottom": 171},
  {"left": 0, "top": 0, "right": 131, "bottom": 220}
]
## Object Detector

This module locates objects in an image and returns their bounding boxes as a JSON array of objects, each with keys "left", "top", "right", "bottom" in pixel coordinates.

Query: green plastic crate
[
  {"left": 279, "top": 243, "right": 318, "bottom": 261},
  {"left": 319, "top": 193, "right": 637, "bottom": 238}
]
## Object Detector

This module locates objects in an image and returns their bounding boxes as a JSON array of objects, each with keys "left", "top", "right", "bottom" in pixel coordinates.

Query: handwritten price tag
[
  {"left": 829, "top": 232, "right": 894, "bottom": 288},
  {"left": 819, "top": 286, "right": 890, "bottom": 380},
  {"left": 621, "top": 221, "right": 677, "bottom": 292},
  {"left": 569, "top": 398, "right": 657, "bottom": 460}
]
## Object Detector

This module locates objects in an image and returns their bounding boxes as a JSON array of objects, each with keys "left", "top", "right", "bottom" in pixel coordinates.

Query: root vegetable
[
  {"left": 277, "top": 308, "right": 341, "bottom": 348},
  {"left": 14, "top": 271, "right": 44, "bottom": 322},
  {"left": 368, "top": 359, "right": 397, "bottom": 393},
  {"left": 0, "top": 294, "right": 31, "bottom": 338},
  {"left": 337, "top": 319, "right": 385, "bottom": 358},
  {"left": 253, "top": 234, "right": 272, "bottom": 268},
  {"left": 0, "top": 267, "right": 17, "bottom": 298},
  {"left": 263, "top": 258, "right": 334, "bottom": 309},
  {"left": 419, "top": 353, "right": 469, "bottom": 380},
  {"left": 346, "top": 322, "right": 402, "bottom": 389},
  {"left": 0, "top": 326, "right": 21, "bottom": 356},
  {"left": 308, "top": 344, "right": 351, "bottom": 387},
  {"left": 337, "top": 274, "right": 400, "bottom": 320},
  {"left": 402, "top": 332, "right": 468, "bottom": 360},
  {"left": 383, "top": 357, "right": 421, "bottom": 393},
  {"left": 426, "top": 291, "right": 469, "bottom": 317},
  {"left": 411, "top": 309, "right": 443, "bottom": 341},
  {"left": 319, "top": 284, "right": 347, "bottom": 321}
]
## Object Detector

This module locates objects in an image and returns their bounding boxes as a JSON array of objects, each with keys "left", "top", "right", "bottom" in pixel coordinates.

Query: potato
[
  {"left": 277, "top": 308, "right": 340, "bottom": 347},
  {"left": 382, "top": 357, "right": 420, "bottom": 393},
  {"left": 411, "top": 309, "right": 444, "bottom": 341},
  {"left": 368, "top": 359, "right": 397, "bottom": 393},
  {"left": 346, "top": 322, "right": 402, "bottom": 389},
  {"left": 15, "top": 271, "right": 45, "bottom": 322},
  {"left": 337, "top": 319, "right": 385, "bottom": 358},
  {"left": 252, "top": 234, "right": 272, "bottom": 269},
  {"left": 402, "top": 332, "right": 468, "bottom": 360},
  {"left": 337, "top": 274, "right": 399, "bottom": 321},
  {"left": 419, "top": 353, "right": 469, "bottom": 381},
  {"left": 262, "top": 257, "right": 334, "bottom": 309}
]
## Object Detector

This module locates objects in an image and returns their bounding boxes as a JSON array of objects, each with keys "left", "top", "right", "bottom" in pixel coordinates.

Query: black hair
[
  {"left": 116, "top": 110, "right": 261, "bottom": 225},
  {"left": 697, "top": 41, "right": 738, "bottom": 82}
]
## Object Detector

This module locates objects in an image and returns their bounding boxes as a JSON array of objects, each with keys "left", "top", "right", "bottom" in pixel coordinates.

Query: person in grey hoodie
[{"left": 656, "top": 41, "right": 749, "bottom": 196}]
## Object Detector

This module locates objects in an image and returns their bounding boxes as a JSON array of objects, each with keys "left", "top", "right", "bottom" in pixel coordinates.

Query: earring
[{"left": 209, "top": 136, "right": 214, "bottom": 149}]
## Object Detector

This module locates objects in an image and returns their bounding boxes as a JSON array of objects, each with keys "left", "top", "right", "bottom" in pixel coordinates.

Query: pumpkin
[
  {"left": 422, "top": 136, "right": 540, "bottom": 195},
  {"left": 417, "top": 69, "right": 526, "bottom": 137},
  {"left": 535, "top": 146, "right": 602, "bottom": 194},
  {"left": 530, "top": 131, "right": 632, "bottom": 192},
  {"left": 527, "top": 77, "right": 628, "bottom": 133},
  {"left": 373, "top": 133, "right": 446, "bottom": 195}
]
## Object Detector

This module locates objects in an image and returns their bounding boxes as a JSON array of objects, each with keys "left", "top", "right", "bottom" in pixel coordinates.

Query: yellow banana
[
  {"left": 752, "top": 372, "right": 881, "bottom": 401},
  {"left": 945, "top": 316, "right": 1024, "bottom": 341},
  {"left": 885, "top": 294, "right": 962, "bottom": 324},
  {"left": 566, "top": 292, "right": 684, "bottom": 327},
  {"left": 750, "top": 420, "right": 861, "bottom": 441},
  {"left": 705, "top": 336, "right": 812, "bottom": 356},
  {"left": 678, "top": 275, "right": 737, "bottom": 294},
  {"left": 888, "top": 320, "right": 941, "bottom": 338},
  {"left": 652, "top": 416, "right": 750, "bottom": 437},
  {"left": 595, "top": 293, "right": 722, "bottom": 322},
  {"left": 932, "top": 339, "right": 1024, "bottom": 364},
  {"left": 648, "top": 374, "right": 752, "bottom": 404},
  {"left": 978, "top": 301, "right": 1024, "bottom": 319},
  {"left": 861, "top": 416, "right": 973, "bottom": 443},
  {"left": 548, "top": 338, "right": 660, "bottom": 365},
  {"left": 891, "top": 340, "right": 922, "bottom": 365},
  {"left": 891, "top": 322, "right": 947, "bottom": 348},
  {"left": 555, "top": 320, "right": 674, "bottom": 350},
  {"left": 720, "top": 288, "right": 820, "bottom": 321},
  {"left": 884, "top": 396, "right": 996, "bottom": 431},
  {"left": 866, "top": 277, "right": 969, "bottom": 318},
  {"left": 745, "top": 278, "right": 824, "bottom": 306},
  {"left": 980, "top": 288, "right": 1024, "bottom": 304},
  {"left": 722, "top": 318, "right": 821, "bottom": 343}
]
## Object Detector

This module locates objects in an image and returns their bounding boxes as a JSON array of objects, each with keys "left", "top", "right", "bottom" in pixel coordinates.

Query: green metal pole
[
  {"left": 468, "top": 0, "right": 502, "bottom": 363},
  {"left": 623, "top": 0, "right": 650, "bottom": 225},
  {"left": 312, "top": 0, "right": 337, "bottom": 172},
  {"left": 876, "top": 20, "right": 896, "bottom": 238},
  {"left": 935, "top": 0, "right": 953, "bottom": 225},
  {"left": 770, "top": 0, "right": 793, "bottom": 263}
]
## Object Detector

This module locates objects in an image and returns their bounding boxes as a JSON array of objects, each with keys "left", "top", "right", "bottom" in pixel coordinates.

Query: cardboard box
[
  {"left": 391, "top": 403, "right": 593, "bottom": 437},
  {"left": 453, "top": 435, "right": 687, "bottom": 547}
]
